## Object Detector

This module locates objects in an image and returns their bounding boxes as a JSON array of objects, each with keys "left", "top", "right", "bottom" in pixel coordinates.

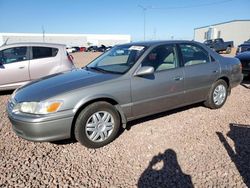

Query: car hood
[
  {"left": 239, "top": 43, "right": 250, "bottom": 47},
  {"left": 235, "top": 51, "right": 250, "bottom": 61},
  {"left": 14, "top": 68, "right": 121, "bottom": 102}
]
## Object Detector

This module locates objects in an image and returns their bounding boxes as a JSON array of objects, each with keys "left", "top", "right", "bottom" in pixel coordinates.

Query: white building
[
  {"left": 0, "top": 33, "right": 131, "bottom": 47},
  {"left": 194, "top": 20, "right": 250, "bottom": 47}
]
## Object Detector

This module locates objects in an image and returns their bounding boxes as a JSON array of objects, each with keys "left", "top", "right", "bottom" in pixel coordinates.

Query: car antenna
[{"left": 2, "top": 38, "right": 9, "bottom": 46}]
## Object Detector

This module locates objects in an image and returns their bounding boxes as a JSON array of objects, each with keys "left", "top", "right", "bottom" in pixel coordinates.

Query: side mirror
[{"left": 135, "top": 66, "right": 154, "bottom": 76}]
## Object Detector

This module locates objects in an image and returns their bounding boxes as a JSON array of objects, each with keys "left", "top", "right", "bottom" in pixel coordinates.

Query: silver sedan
[{"left": 7, "top": 41, "right": 243, "bottom": 148}]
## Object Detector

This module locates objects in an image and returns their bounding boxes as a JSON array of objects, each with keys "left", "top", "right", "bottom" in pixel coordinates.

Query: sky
[{"left": 0, "top": 0, "right": 249, "bottom": 41}]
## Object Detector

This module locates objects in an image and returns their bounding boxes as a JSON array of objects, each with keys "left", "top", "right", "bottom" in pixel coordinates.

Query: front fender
[{"left": 73, "top": 94, "right": 128, "bottom": 127}]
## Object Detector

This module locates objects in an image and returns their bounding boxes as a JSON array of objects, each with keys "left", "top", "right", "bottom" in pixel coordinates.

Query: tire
[
  {"left": 204, "top": 80, "right": 228, "bottom": 109},
  {"left": 74, "top": 102, "right": 121, "bottom": 148},
  {"left": 226, "top": 46, "right": 231, "bottom": 54}
]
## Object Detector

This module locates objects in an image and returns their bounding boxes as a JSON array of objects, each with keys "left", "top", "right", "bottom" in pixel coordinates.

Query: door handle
[
  {"left": 213, "top": 70, "right": 219, "bottom": 73},
  {"left": 173, "top": 76, "right": 184, "bottom": 81},
  {"left": 19, "top": 66, "right": 25, "bottom": 69}
]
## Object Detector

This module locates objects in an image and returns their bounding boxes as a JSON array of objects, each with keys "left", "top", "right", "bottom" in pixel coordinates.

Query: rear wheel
[
  {"left": 204, "top": 80, "right": 228, "bottom": 109},
  {"left": 74, "top": 102, "right": 120, "bottom": 148}
]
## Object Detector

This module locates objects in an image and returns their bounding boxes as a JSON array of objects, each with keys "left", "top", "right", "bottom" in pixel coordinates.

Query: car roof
[
  {"left": 119, "top": 40, "right": 196, "bottom": 47},
  {"left": 1, "top": 42, "right": 66, "bottom": 48}
]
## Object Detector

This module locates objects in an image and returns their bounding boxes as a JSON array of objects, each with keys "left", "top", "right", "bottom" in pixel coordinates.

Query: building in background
[
  {"left": 194, "top": 20, "right": 250, "bottom": 47},
  {"left": 0, "top": 33, "right": 131, "bottom": 47}
]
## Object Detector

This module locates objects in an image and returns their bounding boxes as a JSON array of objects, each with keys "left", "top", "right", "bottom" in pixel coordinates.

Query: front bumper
[{"left": 7, "top": 100, "right": 74, "bottom": 142}]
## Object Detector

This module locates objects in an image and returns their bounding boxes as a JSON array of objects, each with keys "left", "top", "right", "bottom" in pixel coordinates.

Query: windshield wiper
[
  {"left": 86, "top": 66, "right": 107, "bottom": 73},
  {"left": 86, "top": 66, "right": 122, "bottom": 74}
]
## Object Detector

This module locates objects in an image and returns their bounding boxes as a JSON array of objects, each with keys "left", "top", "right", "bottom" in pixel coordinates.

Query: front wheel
[
  {"left": 204, "top": 80, "right": 228, "bottom": 109},
  {"left": 74, "top": 102, "right": 121, "bottom": 148}
]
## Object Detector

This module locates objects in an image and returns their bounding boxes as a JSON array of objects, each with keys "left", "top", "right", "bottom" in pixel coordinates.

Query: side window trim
[
  {"left": 209, "top": 54, "right": 216, "bottom": 62},
  {"left": 141, "top": 44, "right": 180, "bottom": 72},
  {"left": 32, "top": 46, "right": 59, "bottom": 60},
  {"left": 176, "top": 44, "right": 185, "bottom": 67},
  {"left": 30, "top": 46, "right": 33, "bottom": 60},
  {"left": 178, "top": 43, "right": 211, "bottom": 67}
]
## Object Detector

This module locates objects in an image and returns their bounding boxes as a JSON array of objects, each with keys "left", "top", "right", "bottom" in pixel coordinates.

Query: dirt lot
[{"left": 0, "top": 52, "right": 250, "bottom": 187}]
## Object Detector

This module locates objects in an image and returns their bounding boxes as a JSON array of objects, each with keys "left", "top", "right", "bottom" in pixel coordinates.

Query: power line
[{"left": 147, "top": 0, "right": 233, "bottom": 10}]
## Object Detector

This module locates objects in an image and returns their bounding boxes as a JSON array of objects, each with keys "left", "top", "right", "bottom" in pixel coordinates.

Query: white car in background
[
  {"left": 66, "top": 47, "right": 77, "bottom": 53},
  {"left": 0, "top": 42, "right": 75, "bottom": 90}
]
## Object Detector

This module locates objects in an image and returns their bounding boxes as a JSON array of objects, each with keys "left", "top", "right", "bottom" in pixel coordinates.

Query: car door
[
  {"left": 131, "top": 44, "right": 185, "bottom": 117},
  {"left": 179, "top": 43, "right": 220, "bottom": 104},
  {"left": 29, "top": 46, "right": 59, "bottom": 80},
  {"left": 215, "top": 39, "right": 223, "bottom": 51},
  {"left": 0, "top": 46, "right": 30, "bottom": 88}
]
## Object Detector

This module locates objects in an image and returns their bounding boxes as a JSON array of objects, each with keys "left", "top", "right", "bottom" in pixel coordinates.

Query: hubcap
[
  {"left": 213, "top": 84, "right": 226, "bottom": 106},
  {"left": 85, "top": 111, "right": 114, "bottom": 142}
]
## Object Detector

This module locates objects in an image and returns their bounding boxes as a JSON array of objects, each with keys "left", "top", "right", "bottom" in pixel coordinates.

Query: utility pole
[
  {"left": 42, "top": 25, "right": 45, "bottom": 42},
  {"left": 153, "top": 27, "right": 157, "bottom": 40},
  {"left": 138, "top": 5, "right": 147, "bottom": 41}
]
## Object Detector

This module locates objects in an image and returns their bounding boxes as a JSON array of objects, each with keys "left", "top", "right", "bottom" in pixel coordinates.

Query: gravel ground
[{"left": 0, "top": 52, "right": 250, "bottom": 187}]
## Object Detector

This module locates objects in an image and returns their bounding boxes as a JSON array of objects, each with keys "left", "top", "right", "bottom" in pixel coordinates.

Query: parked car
[
  {"left": 80, "top": 47, "right": 86, "bottom": 52},
  {"left": 86, "top": 46, "right": 98, "bottom": 52},
  {"left": 72, "top": 46, "right": 80, "bottom": 52},
  {"left": 204, "top": 38, "right": 234, "bottom": 54},
  {"left": 86, "top": 45, "right": 109, "bottom": 52},
  {"left": 235, "top": 51, "right": 250, "bottom": 77},
  {"left": 203, "top": 39, "right": 213, "bottom": 48},
  {"left": 97, "top": 45, "right": 107, "bottom": 52},
  {"left": 236, "top": 39, "right": 250, "bottom": 54},
  {"left": 0, "top": 42, "right": 75, "bottom": 90},
  {"left": 105, "top": 46, "right": 113, "bottom": 51},
  {"left": 7, "top": 41, "right": 243, "bottom": 148},
  {"left": 66, "top": 47, "right": 77, "bottom": 53}
]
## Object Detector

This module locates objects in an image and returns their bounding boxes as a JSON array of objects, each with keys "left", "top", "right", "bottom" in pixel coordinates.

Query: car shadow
[
  {"left": 50, "top": 138, "right": 77, "bottom": 145},
  {"left": 216, "top": 123, "right": 250, "bottom": 187},
  {"left": 126, "top": 103, "right": 202, "bottom": 130},
  {"left": 0, "top": 90, "right": 14, "bottom": 96},
  {"left": 138, "top": 149, "right": 194, "bottom": 188},
  {"left": 241, "top": 76, "right": 250, "bottom": 89}
]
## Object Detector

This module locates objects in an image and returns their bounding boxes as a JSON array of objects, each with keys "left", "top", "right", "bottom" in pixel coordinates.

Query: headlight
[{"left": 13, "top": 101, "right": 63, "bottom": 114}]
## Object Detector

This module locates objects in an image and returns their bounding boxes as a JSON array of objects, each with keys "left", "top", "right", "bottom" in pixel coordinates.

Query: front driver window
[
  {"left": 141, "top": 45, "right": 179, "bottom": 71},
  {"left": 1, "top": 47, "right": 28, "bottom": 64}
]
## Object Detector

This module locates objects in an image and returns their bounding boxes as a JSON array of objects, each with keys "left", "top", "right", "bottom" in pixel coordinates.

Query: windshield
[
  {"left": 86, "top": 44, "right": 147, "bottom": 74},
  {"left": 204, "top": 40, "right": 212, "bottom": 44}
]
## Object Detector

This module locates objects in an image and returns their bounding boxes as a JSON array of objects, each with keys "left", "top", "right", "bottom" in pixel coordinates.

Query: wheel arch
[
  {"left": 216, "top": 76, "right": 231, "bottom": 94},
  {"left": 70, "top": 97, "right": 127, "bottom": 138}
]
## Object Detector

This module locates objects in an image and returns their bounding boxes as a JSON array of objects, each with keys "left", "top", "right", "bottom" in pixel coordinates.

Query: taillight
[{"left": 67, "top": 53, "right": 74, "bottom": 64}]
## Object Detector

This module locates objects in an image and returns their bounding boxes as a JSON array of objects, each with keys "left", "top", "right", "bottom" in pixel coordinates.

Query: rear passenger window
[
  {"left": 180, "top": 44, "right": 210, "bottom": 66},
  {"left": 32, "top": 47, "right": 58, "bottom": 59}
]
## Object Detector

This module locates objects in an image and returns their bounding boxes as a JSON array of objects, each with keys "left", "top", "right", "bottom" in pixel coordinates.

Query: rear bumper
[
  {"left": 7, "top": 101, "right": 74, "bottom": 142},
  {"left": 231, "top": 73, "right": 244, "bottom": 88}
]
